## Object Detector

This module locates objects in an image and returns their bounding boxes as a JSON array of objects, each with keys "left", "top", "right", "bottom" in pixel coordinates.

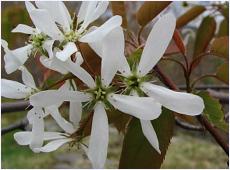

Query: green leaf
[
  {"left": 216, "top": 62, "right": 229, "bottom": 84},
  {"left": 210, "top": 37, "right": 229, "bottom": 59},
  {"left": 193, "top": 16, "right": 216, "bottom": 58},
  {"left": 197, "top": 91, "right": 228, "bottom": 132},
  {"left": 176, "top": 5, "right": 206, "bottom": 28},
  {"left": 136, "top": 2, "right": 171, "bottom": 27},
  {"left": 218, "top": 19, "right": 229, "bottom": 37},
  {"left": 110, "top": 2, "right": 128, "bottom": 28},
  {"left": 119, "top": 108, "right": 174, "bottom": 168}
]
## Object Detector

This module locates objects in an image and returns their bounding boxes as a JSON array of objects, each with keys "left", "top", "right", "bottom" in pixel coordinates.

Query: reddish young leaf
[
  {"left": 173, "top": 29, "right": 186, "bottom": 55},
  {"left": 216, "top": 62, "right": 229, "bottom": 84},
  {"left": 210, "top": 36, "right": 229, "bottom": 59},
  {"left": 193, "top": 16, "right": 216, "bottom": 58},
  {"left": 136, "top": 1, "right": 171, "bottom": 27},
  {"left": 218, "top": 19, "right": 229, "bottom": 37},
  {"left": 176, "top": 5, "right": 206, "bottom": 28},
  {"left": 110, "top": 1, "right": 128, "bottom": 28}
]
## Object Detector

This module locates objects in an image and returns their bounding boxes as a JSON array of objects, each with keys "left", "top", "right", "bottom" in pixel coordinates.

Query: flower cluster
[{"left": 1, "top": 1, "right": 204, "bottom": 168}]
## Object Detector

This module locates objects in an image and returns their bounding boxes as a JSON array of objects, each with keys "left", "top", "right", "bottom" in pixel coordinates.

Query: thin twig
[
  {"left": 197, "top": 115, "right": 229, "bottom": 155},
  {"left": 1, "top": 100, "right": 31, "bottom": 113},
  {"left": 2, "top": 117, "right": 28, "bottom": 136},
  {"left": 161, "top": 57, "right": 187, "bottom": 74}
]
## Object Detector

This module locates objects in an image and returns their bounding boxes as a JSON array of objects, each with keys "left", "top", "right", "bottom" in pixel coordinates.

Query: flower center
[
  {"left": 120, "top": 73, "right": 152, "bottom": 95},
  {"left": 93, "top": 86, "right": 107, "bottom": 101},
  {"left": 64, "top": 30, "right": 80, "bottom": 43},
  {"left": 83, "top": 77, "right": 115, "bottom": 112},
  {"left": 124, "top": 75, "right": 141, "bottom": 89},
  {"left": 29, "top": 33, "right": 48, "bottom": 48}
]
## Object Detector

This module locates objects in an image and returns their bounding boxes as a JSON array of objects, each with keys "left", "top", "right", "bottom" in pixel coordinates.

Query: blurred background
[{"left": 1, "top": 1, "right": 229, "bottom": 169}]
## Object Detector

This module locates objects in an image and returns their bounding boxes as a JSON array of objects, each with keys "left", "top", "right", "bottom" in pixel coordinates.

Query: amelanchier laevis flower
[
  {"left": 25, "top": 1, "right": 121, "bottom": 62},
  {"left": 1, "top": 67, "right": 84, "bottom": 152},
  {"left": 13, "top": 81, "right": 86, "bottom": 153},
  {"left": 29, "top": 27, "right": 162, "bottom": 168},
  {"left": 90, "top": 13, "right": 205, "bottom": 153},
  {"left": 1, "top": 1, "right": 120, "bottom": 75},
  {"left": 1, "top": 39, "right": 32, "bottom": 74}
]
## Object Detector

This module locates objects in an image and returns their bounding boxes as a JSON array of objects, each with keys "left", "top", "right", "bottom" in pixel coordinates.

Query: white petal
[
  {"left": 56, "top": 42, "right": 77, "bottom": 61},
  {"left": 39, "top": 56, "right": 68, "bottom": 74},
  {"left": 1, "top": 79, "right": 32, "bottom": 99},
  {"left": 45, "top": 106, "right": 75, "bottom": 134},
  {"left": 42, "top": 40, "right": 54, "bottom": 58},
  {"left": 88, "top": 102, "right": 108, "bottom": 169},
  {"left": 36, "top": 138, "right": 72, "bottom": 153},
  {"left": 70, "top": 101, "right": 82, "bottom": 126},
  {"left": 29, "top": 9, "right": 64, "bottom": 40},
  {"left": 80, "top": 1, "right": 98, "bottom": 30},
  {"left": 140, "top": 120, "right": 161, "bottom": 153},
  {"left": 78, "top": 1, "right": 89, "bottom": 23},
  {"left": 1, "top": 39, "right": 8, "bottom": 50},
  {"left": 141, "top": 82, "right": 204, "bottom": 115},
  {"left": 100, "top": 26, "right": 131, "bottom": 86},
  {"left": 30, "top": 90, "right": 92, "bottom": 107},
  {"left": 89, "top": 41, "right": 102, "bottom": 58},
  {"left": 43, "top": 132, "right": 67, "bottom": 140},
  {"left": 79, "top": 15, "right": 122, "bottom": 43},
  {"left": 29, "top": 107, "right": 45, "bottom": 152},
  {"left": 14, "top": 131, "right": 66, "bottom": 146},
  {"left": 63, "top": 60, "right": 96, "bottom": 88},
  {"left": 12, "top": 24, "right": 36, "bottom": 35},
  {"left": 3, "top": 45, "right": 32, "bottom": 74},
  {"left": 35, "top": 1, "right": 71, "bottom": 31},
  {"left": 59, "top": 80, "right": 71, "bottom": 91},
  {"left": 87, "top": 1, "right": 109, "bottom": 25},
  {"left": 138, "top": 13, "right": 176, "bottom": 76},
  {"left": 19, "top": 66, "right": 36, "bottom": 89},
  {"left": 25, "top": 1, "right": 36, "bottom": 13},
  {"left": 27, "top": 108, "right": 36, "bottom": 124},
  {"left": 108, "top": 94, "right": 162, "bottom": 120},
  {"left": 14, "top": 132, "right": 32, "bottom": 145},
  {"left": 75, "top": 52, "right": 84, "bottom": 65}
]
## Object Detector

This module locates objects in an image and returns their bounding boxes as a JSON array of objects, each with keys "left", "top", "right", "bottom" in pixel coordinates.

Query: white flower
[
  {"left": 90, "top": 13, "right": 205, "bottom": 153},
  {"left": 29, "top": 28, "right": 161, "bottom": 168},
  {"left": 1, "top": 40, "right": 32, "bottom": 74},
  {"left": 14, "top": 100, "right": 80, "bottom": 153},
  {"left": 27, "top": 1, "right": 121, "bottom": 62},
  {"left": 1, "top": 66, "right": 38, "bottom": 98},
  {"left": 14, "top": 130, "right": 73, "bottom": 153},
  {"left": 1, "top": 68, "right": 82, "bottom": 152}
]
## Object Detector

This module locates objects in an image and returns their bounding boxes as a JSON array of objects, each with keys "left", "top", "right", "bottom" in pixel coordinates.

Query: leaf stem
[{"left": 161, "top": 57, "right": 187, "bottom": 74}]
